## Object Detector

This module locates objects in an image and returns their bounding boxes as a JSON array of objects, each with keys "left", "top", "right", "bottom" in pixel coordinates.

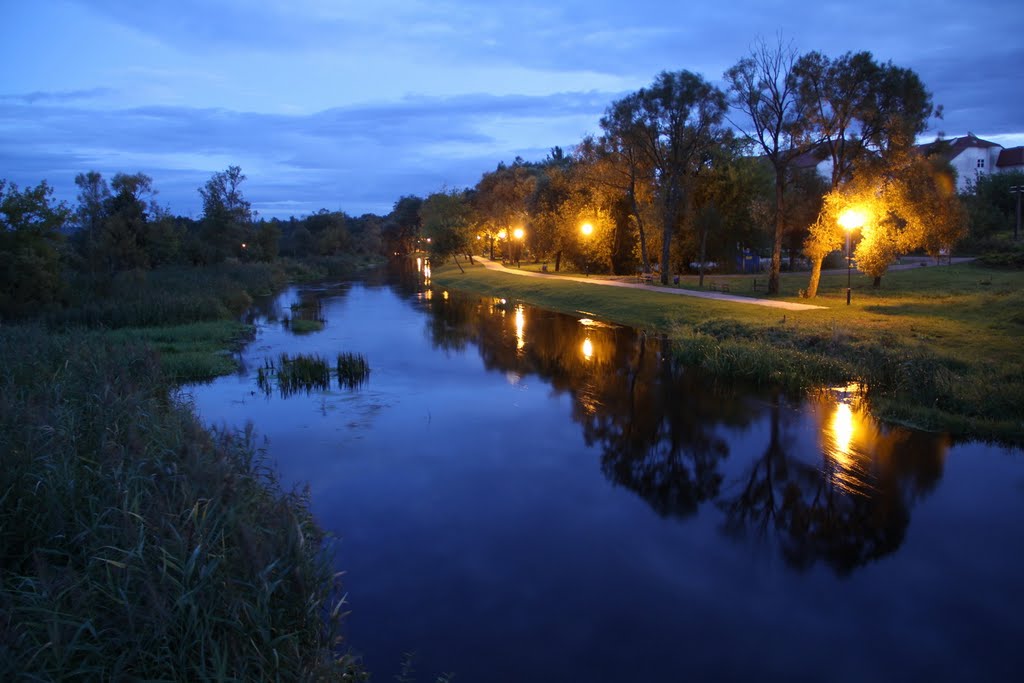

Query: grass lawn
[{"left": 433, "top": 259, "right": 1024, "bottom": 443}]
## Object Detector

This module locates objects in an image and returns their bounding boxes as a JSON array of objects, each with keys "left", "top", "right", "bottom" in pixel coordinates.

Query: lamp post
[
  {"left": 580, "top": 222, "right": 593, "bottom": 276},
  {"left": 1011, "top": 186, "right": 1023, "bottom": 241},
  {"left": 513, "top": 227, "right": 524, "bottom": 268},
  {"left": 838, "top": 208, "right": 865, "bottom": 306}
]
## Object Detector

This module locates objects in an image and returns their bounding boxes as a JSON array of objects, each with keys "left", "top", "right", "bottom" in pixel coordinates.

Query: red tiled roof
[
  {"left": 997, "top": 146, "right": 1024, "bottom": 168},
  {"left": 917, "top": 132, "right": 1002, "bottom": 161}
]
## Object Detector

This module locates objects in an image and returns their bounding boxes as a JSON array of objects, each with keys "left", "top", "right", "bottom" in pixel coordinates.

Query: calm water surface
[{"left": 187, "top": 262, "right": 1024, "bottom": 682}]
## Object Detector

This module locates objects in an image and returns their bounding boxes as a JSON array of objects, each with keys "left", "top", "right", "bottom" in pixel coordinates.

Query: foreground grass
[
  {"left": 433, "top": 260, "right": 1024, "bottom": 444},
  {"left": 0, "top": 327, "right": 364, "bottom": 680}
]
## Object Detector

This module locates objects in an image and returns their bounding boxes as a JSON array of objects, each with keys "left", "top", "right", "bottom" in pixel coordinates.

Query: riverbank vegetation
[
  {"left": 0, "top": 327, "right": 364, "bottom": 680},
  {"left": 432, "top": 260, "right": 1024, "bottom": 444}
]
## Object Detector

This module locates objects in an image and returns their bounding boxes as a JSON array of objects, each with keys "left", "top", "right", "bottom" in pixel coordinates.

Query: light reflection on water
[{"left": 188, "top": 263, "right": 1023, "bottom": 683}]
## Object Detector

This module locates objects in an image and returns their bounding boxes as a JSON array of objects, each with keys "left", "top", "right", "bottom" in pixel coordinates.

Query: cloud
[
  {"left": 1, "top": 88, "right": 118, "bottom": 104},
  {"left": 0, "top": 91, "right": 612, "bottom": 218}
]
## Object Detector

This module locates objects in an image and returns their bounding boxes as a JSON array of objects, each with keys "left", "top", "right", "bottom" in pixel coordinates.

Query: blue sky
[{"left": 2, "top": 0, "right": 1022, "bottom": 219}]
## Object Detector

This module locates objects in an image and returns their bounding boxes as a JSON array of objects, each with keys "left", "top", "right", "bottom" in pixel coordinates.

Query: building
[{"left": 918, "top": 133, "right": 1024, "bottom": 193}]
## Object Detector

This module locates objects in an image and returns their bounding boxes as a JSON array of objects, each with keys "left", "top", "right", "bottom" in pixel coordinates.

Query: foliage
[
  {"left": 0, "top": 179, "right": 70, "bottom": 318},
  {"left": 725, "top": 36, "right": 807, "bottom": 293},
  {"left": 421, "top": 189, "right": 473, "bottom": 269},
  {"left": 199, "top": 165, "right": 253, "bottom": 263},
  {"left": 0, "top": 326, "right": 360, "bottom": 680},
  {"left": 962, "top": 169, "right": 1024, "bottom": 242}
]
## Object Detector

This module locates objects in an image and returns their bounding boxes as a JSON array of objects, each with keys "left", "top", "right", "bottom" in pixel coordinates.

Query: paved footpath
[{"left": 469, "top": 257, "right": 826, "bottom": 312}]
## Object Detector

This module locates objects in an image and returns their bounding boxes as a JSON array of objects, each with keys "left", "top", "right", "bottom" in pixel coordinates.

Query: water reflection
[
  {"left": 248, "top": 268, "right": 954, "bottom": 579},
  {"left": 406, "top": 284, "right": 951, "bottom": 575}
]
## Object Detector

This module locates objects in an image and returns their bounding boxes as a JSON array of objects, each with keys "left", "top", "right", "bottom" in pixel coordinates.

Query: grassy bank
[
  {"left": 0, "top": 327, "right": 363, "bottom": 680},
  {"left": 432, "top": 260, "right": 1024, "bottom": 444}
]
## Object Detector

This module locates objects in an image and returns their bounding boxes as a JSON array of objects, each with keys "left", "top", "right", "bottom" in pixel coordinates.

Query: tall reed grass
[{"left": 0, "top": 325, "right": 363, "bottom": 680}]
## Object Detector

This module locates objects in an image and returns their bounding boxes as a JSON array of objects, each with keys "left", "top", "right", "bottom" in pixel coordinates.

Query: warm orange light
[
  {"left": 515, "top": 304, "right": 525, "bottom": 351},
  {"left": 513, "top": 227, "right": 524, "bottom": 241},
  {"left": 498, "top": 229, "right": 507, "bottom": 240},
  {"left": 838, "top": 208, "right": 866, "bottom": 231},
  {"left": 580, "top": 222, "right": 594, "bottom": 236},
  {"left": 830, "top": 402, "right": 854, "bottom": 461},
  {"left": 581, "top": 337, "right": 593, "bottom": 360}
]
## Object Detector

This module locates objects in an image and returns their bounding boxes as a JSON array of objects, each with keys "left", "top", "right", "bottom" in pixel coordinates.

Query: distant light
[
  {"left": 582, "top": 338, "right": 594, "bottom": 360},
  {"left": 498, "top": 229, "right": 507, "bottom": 240},
  {"left": 581, "top": 222, "right": 593, "bottom": 236},
  {"left": 513, "top": 228, "right": 524, "bottom": 240}
]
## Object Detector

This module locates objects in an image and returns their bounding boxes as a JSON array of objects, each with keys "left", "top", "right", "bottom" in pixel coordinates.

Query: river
[{"left": 185, "top": 261, "right": 1024, "bottom": 682}]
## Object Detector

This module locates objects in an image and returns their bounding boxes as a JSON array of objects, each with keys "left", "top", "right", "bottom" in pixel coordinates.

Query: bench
[
  {"left": 752, "top": 278, "right": 764, "bottom": 292},
  {"left": 708, "top": 282, "right": 730, "bottom": 293},
  {"left": 639, "top": 273, "right": 654, "bottom": 284}
]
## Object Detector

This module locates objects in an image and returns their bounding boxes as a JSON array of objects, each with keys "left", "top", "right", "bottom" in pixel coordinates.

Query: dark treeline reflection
[{"left": 395, "top": 271, "right": 949, "bottom": 577}]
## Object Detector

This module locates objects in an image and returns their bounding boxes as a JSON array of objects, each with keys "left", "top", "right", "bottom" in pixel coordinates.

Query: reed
[
  {"left": 0, "top": 325, "right": 363, "bottom": 680},
  {"left": 337, "top": 352, "right": 371, "bottom": 389}
]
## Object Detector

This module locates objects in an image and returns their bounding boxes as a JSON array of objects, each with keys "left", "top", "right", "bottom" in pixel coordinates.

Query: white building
[{"left": 919, "top": 133, "right": 1024, "bottom": 192}]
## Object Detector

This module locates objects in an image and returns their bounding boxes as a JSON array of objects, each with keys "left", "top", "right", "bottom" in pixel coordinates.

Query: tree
[
  {"left": 73, "top": 170, "right": 110, "bottom": 272},
  {"left": 612, "top": 71, "right": 728, "bottom": 284},
  {"left": 596, "top": 97, "right": 659, "bottom": 274},
  {"left": 725, "top": 37, "right": 808, "bottom": 294},
  {"left": 0, "top": 179, "right": 70, "bottom": 317},
  {"left": 472, "top": 161, "right": 536, "bottom": 262},
  {"left": 101, "top": 172, "right": 158, "bottom": 272},
  {"left": 199, "top": 166, "right": 252, "bottom": 262},
  {"left": 796, "top": 52, "right": 937, "bottom": 296},
  {"left": 420, "top": 189, "right": 473, "bottom": 272},
  {"left": 383, "top": 195, "right": 423, "bottom": 255}
]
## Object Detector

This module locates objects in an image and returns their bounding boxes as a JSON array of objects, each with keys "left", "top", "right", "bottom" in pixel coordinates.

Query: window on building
[{"left": 977, "top": 158, "right": 985, "bottom": 169}]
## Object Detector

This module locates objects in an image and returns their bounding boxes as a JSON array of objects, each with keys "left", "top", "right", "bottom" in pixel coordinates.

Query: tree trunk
[
  {"left": 554, "top": 250, "right": 562, "bottom": 272},
  {"left": 806, "top": 255, "right": 824, "bottom": 298},
  {"left": 660, "top": 190, "right": 678, "bottom": 286},
  {"left": 453, "top": 254, "right": 465, "bottom": 273},
  {"left": 872, "top": 275, "right": 881, "bottom": 288},
  {"left": 698, "top": 221, "right": 708, "bottom": 288},
  {"left": 630, "top": 192, "right": 651, "bottom": 273},
  {"left": 769, "top": 175, "right": 784, "bottom": 294}
]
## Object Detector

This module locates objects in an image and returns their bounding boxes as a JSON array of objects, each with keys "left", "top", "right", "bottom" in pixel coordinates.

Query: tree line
[
  {"left": 415, "top": 39, "right": 994, "bottom": 295},
  {"left": 4, "top": 39, "right": 1019, "bottom": 318},
  {"left": 0, "top": 166, "right": 419, "bottom": 318}
]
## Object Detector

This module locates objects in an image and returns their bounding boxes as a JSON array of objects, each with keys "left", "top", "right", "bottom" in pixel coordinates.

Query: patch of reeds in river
[{"left": 257, "top": 351, "right": 370, "bottom": 397}]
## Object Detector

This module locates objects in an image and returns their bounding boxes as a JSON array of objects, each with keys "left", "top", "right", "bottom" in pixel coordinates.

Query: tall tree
[
  {"left": 199, "top": 166, "right": 252, "bottom": 262},
  {"left": 796, "top": 52, "right": 937, "bottom": 296},
  {"left": 472, "top": 161, "right": 536, "bottom": 261},
  {"left": 74, "top": 171, "right": 111, "bottom": 272},
  {"left": 102, "top": 172, "right": 157, "bottom": 272},
  {"left": 725, "top": 37, "right": 808, "bottom": 294},
  {"left": 420, "top": 189, "right": 473, "bottom": 272},
  {"left": 619, "top": 71, "right": 728, "bottom": 284},
  {"left": 0, "top": 179, "right": 70, "bottom": 317},
  {"left": 595, "top": 96, "right": 659, "bottom": 274},
  {"left": 383, "top": 195, "right": 423, "bottom": 255}
]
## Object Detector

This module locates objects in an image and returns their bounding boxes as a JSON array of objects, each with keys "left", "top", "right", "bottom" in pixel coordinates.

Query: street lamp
[
  {"left": 838, "top": 208, "right": 865, "bottom": 306},
  {"left": 1011, "top": 186, "right": 1023, "bottom": 241},
  {"left": 580, "top": 222, "right": 593, "bottom": 276},
  {"left": 512, "top": 227, "right": 524, "bottom": 267}
]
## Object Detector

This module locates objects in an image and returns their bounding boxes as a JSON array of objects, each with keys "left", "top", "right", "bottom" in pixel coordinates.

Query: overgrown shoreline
[
  {"left": 0, "top": 327, "right": 365, "bottom": 680},
  {"left": 0, "top": 261, "right": 378, "bottom": 680},
  {"left": 432, "top": 260, "right": 1024, "bottom": 446}
]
